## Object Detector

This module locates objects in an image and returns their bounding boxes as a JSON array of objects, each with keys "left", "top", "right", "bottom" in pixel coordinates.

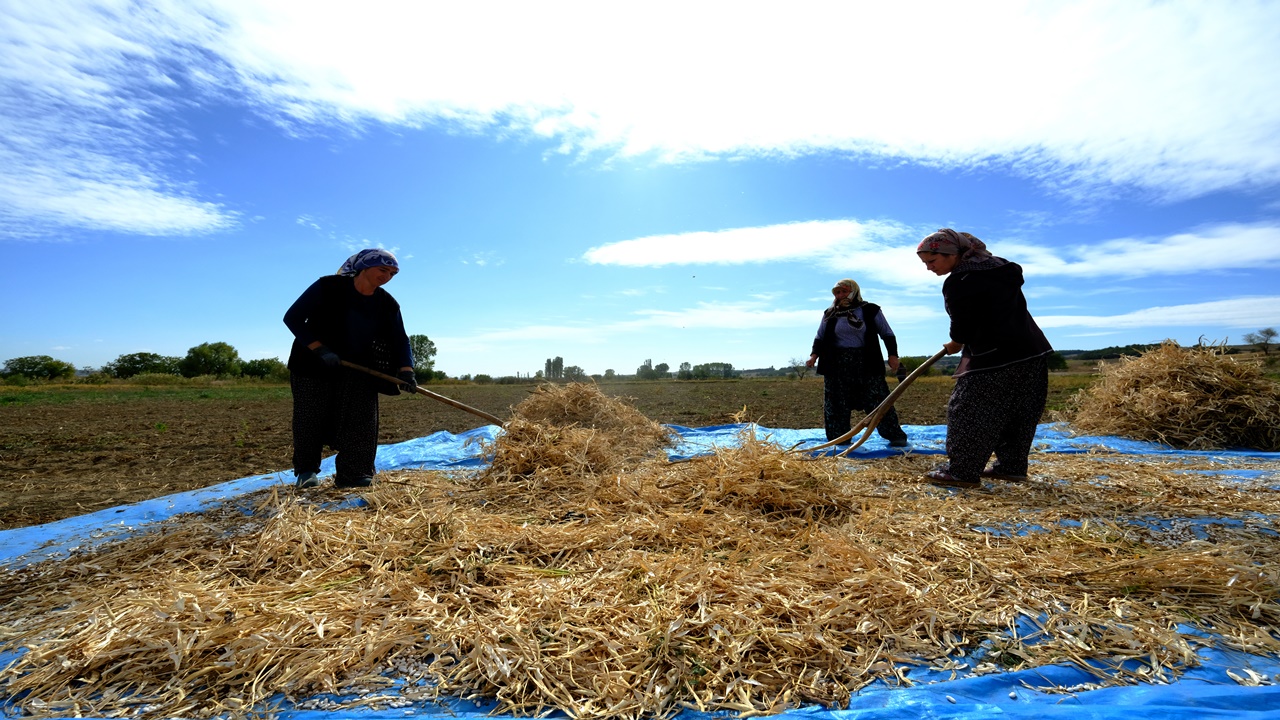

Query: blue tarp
[{"left": 3, "top": 423, "right": 1279, "bottom": 719}]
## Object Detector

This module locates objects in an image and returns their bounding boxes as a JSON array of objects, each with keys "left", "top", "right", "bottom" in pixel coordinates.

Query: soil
[{"left": 0, "top": 377, "right": 965, "bottom": 530}]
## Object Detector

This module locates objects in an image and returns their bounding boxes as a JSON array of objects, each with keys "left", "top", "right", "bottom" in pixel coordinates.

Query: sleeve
[
  {"left": 873, "top": 309, "right": 899, "bottom": 357},
  {"left": 283, "top": 279, "right": 325, "bottom": 347},
  {"left": 811, "top": 317, "right": 827, "bottom": 356},
  {"left": 387, "top": 302, "right": 414, "bottom": 369}
]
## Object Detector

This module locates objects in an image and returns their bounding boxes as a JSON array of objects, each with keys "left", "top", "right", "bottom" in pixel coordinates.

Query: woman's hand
[
  {"left": 805, "top": 354, "right": 818, "bottom": 368},
  {"left": 887, "top": 355, "right": 900, "bottom": 373},
  {"left": 943, "top": 341, "right": 963, "bottom": 355}
]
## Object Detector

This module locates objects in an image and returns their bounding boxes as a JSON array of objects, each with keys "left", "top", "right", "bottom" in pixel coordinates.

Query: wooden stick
[
  {"left": 339, "top": 360, "right": 506, "bottom": 427},
  {"left": 791, "top": 347, "right": 948, "bottom": 455}
]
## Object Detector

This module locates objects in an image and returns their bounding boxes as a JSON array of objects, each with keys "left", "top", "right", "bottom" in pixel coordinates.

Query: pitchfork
[
  {"left": 340, "top": 360, "right": 505, "bottom": 427},
  {"left": 790, "top": 347, "right": 947, "bottom": 457}
]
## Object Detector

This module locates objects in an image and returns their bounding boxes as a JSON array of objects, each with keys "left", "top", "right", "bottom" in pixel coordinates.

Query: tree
[
  {"left": 677, "top": 362, "right": 693, "bottom": 380},
  {"left": 3, "top": 355, "right": 76, "bottom": 380},
  {"left": 692, "top": 362, "right": 736, "bottom": 379},
  {"left": 544, "top": 357, "right": 565, "bottom": 380},
  {"left": 178, "top": 342, "right": 242, "bottom": 378},
  {"left": 1046, "top": 351, "right": 1069, "bottom": 371},
  {"left": 563, "top": 365, "right": 586, "bottom": 381},
  {"left": 654, "top": 362, "right": 670, "bottom": 379},
  {"left": 1244, "top": 327, "right": 1278, "bottom": 356},
  {"left": 242, "top": 357, "right": 289, "bottom": 381},
  {"left": 408, "top": 334, "right": 438, "bottom": 375},
  {"left": 636, "top": 359, "right": 659, "bottom": 380},
  {"left": 788, "top": 357, "right": 811, "bottom": 380},
  {"left": 103, "top": 352, "right": 181, "bottom": 378},
  {"left": 604, "top": 369, "right": 616, "bottom": 380}
]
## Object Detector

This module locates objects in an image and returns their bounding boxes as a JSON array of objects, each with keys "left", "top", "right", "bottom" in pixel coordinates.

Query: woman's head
[
  {"left": 916, "top": 228, "right": 990, "bottom": 275},
  {"left": 831, "top": 278, "right": 862, "bottom": 305},
  {"left": 338, "top": 249, "right": 400, "bottom": 277}
]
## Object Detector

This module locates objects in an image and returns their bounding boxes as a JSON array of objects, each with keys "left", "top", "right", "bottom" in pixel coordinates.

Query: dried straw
[
  {"left": 2, "top": 384, "right": 1278, "bottom": 719},
  {"left": 1069, "top": 340, "right": 1280, "bottom": 451}
]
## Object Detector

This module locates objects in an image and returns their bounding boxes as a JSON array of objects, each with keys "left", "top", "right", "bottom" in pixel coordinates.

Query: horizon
[{"left": 3, "top": 2, "right": 1280, "bottom": 378}]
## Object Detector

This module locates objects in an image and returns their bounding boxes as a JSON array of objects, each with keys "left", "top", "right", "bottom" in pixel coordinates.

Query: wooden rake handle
[
  {"left": 791, "top": 347, "right": 948, "bottom": 456},
  {"left": 339, "top": 360, "right": 506, "bottom": 428}
]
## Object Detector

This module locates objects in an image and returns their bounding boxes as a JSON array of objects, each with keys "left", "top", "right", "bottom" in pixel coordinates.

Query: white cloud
[
  {"left": 4, "top": 1, "right": 1279, "bottom": 238},
  {"left": 585, "top": 219, "right": 1280, "bottom": 291},
  {"left": 1038, "top": 296, "right": 1280, "bottom": 330},
  {"left": 206, "top": 1, "right": 1280, "bottom": 198},
  {"left": 584, "top": 219, "right": 910, "bottom": 267},
  {"left": 0, "top": 0, "right": 236, "bottom": 238},
  {"left": 1015, "top": 223, "right": 1280, "bottom": 278}
]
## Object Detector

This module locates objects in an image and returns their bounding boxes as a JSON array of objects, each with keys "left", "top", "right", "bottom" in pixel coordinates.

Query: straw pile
[
  {"left": 480, "top": 382, "right": 675, "bottom": 484},
  {"left": 1070, "top": 340, "right": 1280, "bottom": 451},
  {"left": 2, "top": 383, "right": 1279, "bottom": 719}
]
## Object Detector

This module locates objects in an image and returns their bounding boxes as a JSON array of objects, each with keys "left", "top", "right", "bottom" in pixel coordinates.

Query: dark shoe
[
  {"left": 980, "top": 466, "right": 1028, "bottom": 482},
  {"left": 296, "top": 472, "right": 321, "bottom": 489},
  {"left": 924, "top": 469, "right": 981, "bottom": 489},
  {"left": 888, "top": 437, "right": 910, "bottom": 448},
  {"left": 334, "top": 476, "right": 373, "bottom": 488}
]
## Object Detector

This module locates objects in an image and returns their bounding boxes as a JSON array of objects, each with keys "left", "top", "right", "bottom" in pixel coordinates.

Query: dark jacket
[
  {"left": 284, "top": 275, "right": 412, "bottom": 393},
  {"left": 811, "top": 302, "right": 898, "bottom": 377},
  {"left": 943, "top": 261, "right": 1051, "bottom": 376}
]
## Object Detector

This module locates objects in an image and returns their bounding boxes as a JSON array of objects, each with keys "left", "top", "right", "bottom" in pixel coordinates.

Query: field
[{"left": 0, "top": 374, "right": 1096, "bottom": 530}]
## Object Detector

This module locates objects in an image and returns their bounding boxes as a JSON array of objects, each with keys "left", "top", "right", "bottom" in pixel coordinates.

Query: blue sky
[{"left": 2, "top": 1, "right": 1279, "bottom": 378}]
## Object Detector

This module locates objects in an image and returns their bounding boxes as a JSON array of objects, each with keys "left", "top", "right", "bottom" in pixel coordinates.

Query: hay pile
[
  {"left": 481, "top": 383, "right": 675, "bottom": 484},
  {"left": 2, "top": 383, "right": 1279, "bottom": 719},
  {"left": 1070, "top": 340, "right": 1280, "bottom": 451}
]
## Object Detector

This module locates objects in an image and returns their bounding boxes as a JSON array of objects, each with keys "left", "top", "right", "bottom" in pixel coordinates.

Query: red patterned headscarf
[{"left": 916, "top": 228, "right": 992, "bottom": 260}]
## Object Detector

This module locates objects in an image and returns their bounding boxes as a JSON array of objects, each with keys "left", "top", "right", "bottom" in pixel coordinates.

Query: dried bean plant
[{"left": 1, "top": 383, "right": 1278, "bottom": 719}]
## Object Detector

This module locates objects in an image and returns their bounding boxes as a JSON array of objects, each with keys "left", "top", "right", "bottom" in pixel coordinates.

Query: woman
[
  {"left": 806, "top": 278, "right": 910, "bottom": 447},
  {"left": 283, "top": 249, "right": 416, "bottom": 489},
  {"left": 917, "top": 229, "right": 1053, "bottom": 489}
]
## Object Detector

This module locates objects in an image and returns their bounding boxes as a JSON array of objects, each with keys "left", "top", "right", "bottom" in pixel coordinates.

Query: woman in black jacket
[
  {"left": 805, "top": 278, "right": 910, "bottom": 447},
  {"left": 917, "top": 229, "right": 1053, "bottom": 489},
  {"left": 284, "top": 249, "right": 415, "bottom": 489}
]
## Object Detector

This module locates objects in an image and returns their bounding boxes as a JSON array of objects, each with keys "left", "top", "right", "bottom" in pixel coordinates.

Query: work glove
[
  {"left": 312, "top": 345, "right": 341, "bottom": 368},
  {"left": 397, "top": 369, "right": 417, "bottom": 392}
]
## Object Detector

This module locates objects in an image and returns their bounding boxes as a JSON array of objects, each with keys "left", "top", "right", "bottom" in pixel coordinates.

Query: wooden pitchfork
[
  {"left": 790, "top": 347, "right": 947, "bottom": 457},
  {"left": 339, "top": 360, "right": 506, "bottom": 427}
]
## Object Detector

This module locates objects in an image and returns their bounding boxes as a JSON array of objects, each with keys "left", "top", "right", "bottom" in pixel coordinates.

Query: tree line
[
  {"left": 2, "top": 335, "right": 440, "bottom": 382},
  {"left": 7, "top": 328, "right": 1274, "bottom": 383}
]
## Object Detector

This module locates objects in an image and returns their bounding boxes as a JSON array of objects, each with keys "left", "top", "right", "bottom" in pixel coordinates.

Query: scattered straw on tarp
[
  {"left": 2, "top": 383, "right": 1279, "bottom": 719},
  {"left": 1069, "top": 340, "right": 1280, "bottom": 451}
]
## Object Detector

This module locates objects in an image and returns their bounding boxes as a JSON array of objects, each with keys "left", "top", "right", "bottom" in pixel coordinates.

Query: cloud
[
  {"left": 585, "top": 219, "right": 1280, "bottom": 292},
  {"left": 583, "top": 219, "right": 911, "bottom": 267},
  {"left": 4, "top": 1, "right": 1279, "bottom": 239},
  {"left": 206, "top": 2, "right": 1280, "bottom": 199},
  {"left": 0, "top": 1, "right": 237, "bottom": 238},
  {"left": 1014, "top": 223, "right": 1280, "bottom": 278},
  {"left": 1038, "top": 296, "right": 1280, "bottom": 330}
]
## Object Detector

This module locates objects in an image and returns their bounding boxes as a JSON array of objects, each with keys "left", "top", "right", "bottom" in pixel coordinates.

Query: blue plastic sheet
[{"left": 3, "top": 422, "right": 1279, "bottom": 719}]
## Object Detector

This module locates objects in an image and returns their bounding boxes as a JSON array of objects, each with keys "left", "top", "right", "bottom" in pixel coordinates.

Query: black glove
[
  {"left": 312, "top": 345, "right": 341, "bottom": 368},
  {"left": 397, "top": 369, "right": 417, "bottom": 391},
  {"left": 896, "top": 365, "right": 908, "bottom": 381}
]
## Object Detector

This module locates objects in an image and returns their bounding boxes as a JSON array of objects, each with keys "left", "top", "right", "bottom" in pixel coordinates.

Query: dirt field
[{"left": 0, "top": 375, "right": 1090, "bottom": 530}]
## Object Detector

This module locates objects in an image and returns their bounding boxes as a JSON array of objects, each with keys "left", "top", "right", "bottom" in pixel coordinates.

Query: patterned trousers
[
  {"left": 943, "top": 356, "right": 1048, "bottom": 482},
  {"left": 290, "top": 371, "right": 380, "bottom": 483},
  {"left": 821, "top": 349, "right": 908, "bottom": 443}
]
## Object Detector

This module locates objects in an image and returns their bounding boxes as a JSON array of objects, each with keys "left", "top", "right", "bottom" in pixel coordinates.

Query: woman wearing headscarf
[
  {"left": 283, "top": 249, "right": 416, "bottom": 489},
  {"left": 917, "top": 229, "right": 1053, "bottom": 489},
  {"left": 805, "top": 278, "right": 911, "bottom": 447}
]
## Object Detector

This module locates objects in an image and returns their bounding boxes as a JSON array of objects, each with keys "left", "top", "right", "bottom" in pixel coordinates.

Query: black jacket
[
  {"left": 284, "top": 275, "right": 412, "bottom": 393},
  {"left": 943, "top": 261, "right": 1051, "bottom": 376}
]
